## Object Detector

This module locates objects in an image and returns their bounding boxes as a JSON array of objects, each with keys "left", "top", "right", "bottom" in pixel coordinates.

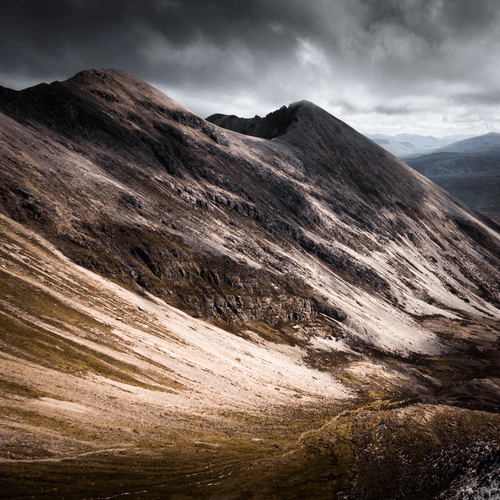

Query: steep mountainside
[{"left": 1, "top": 69, "right": 500, "bottom": 499}]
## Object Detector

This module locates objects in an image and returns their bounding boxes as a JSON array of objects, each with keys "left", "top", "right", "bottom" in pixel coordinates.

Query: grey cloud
[
  {"left": 1, "top": 0, "right": 497, "bottom": 87},
  {"left": 0, "top": 0, "right": 499, "bottom": 135},
  {"left": 453, "top": 91, "right": 500, "bottom": 106},
  {"left": 0, "top": 0, "right": 318, "bottom": 79},
  {"left": 359, "top": 0, "right": 499, "bottom": 42},
  {"left": 373, "top": 105, "right": 412, "bottom": 116}
]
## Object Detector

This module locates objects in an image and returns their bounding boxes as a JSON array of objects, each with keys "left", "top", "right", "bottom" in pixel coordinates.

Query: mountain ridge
[
  {"left": 1, "top": 69, "right": 500, "bottom": 498},
  {"left": 431, "top": 131, "right": 500, "bottom": 154},
  {"left": 1, "top": 68, "right": 499, "bottom": 349}
]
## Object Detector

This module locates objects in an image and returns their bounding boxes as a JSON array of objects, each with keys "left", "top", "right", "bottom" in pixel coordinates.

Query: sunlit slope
[
  {"left": 0, "top": 70, "right": 499, "bottom": 361},
  {"left": 0, "top": 212, "right": 352, "bottom": 458},
  {"left": 1, "top": 70, "right": 500, "bottom": 498}
]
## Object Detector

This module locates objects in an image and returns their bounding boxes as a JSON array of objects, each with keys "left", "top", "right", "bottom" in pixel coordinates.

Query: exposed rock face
[
  {"left": 0, "top": 69, "right": 499, "bottom": 355},
  {"left": 2, "top": 70, "right": 500, "bottom": 500},
  {"left": 207, "top": 103, "right": 299, "bottom": 140},
  {"left": 181, "top": 294, "right": 313, "bottom": 323}
]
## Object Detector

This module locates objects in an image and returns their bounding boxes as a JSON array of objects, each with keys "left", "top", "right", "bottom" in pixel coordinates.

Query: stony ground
[
  {"left": 1, "top": 69, "right": 500, "bottom": 499},
  {"left": 1, "top": 209, "right": 500, "bottom": 499}
]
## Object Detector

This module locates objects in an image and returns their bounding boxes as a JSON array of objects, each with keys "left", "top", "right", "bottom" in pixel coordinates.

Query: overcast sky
[{"left": 1, "top": 0, "right": 499, "bottom": 137}]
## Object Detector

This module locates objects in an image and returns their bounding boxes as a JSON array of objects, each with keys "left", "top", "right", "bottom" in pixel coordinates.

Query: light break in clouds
[{"left": 1, "top": 0, "right": 500, "bottom": 137}]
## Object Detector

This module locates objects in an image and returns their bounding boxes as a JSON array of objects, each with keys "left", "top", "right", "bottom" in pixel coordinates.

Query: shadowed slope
[
  {"left": 209, "top": 100, "right": 427, "bottom": 207},
  {"left": 1, "top": 69, "right": 500, "bottom": 499},
  {"left": 0, "top": 69, "right": 499, "bottom": 354},
  {"left": 207, "top": 102, "right": 299, "bottom": 140}
]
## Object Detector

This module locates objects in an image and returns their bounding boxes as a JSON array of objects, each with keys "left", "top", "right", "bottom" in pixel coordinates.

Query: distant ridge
[
  {"left": 431, "top": 131, "right": 500, "bottom": 154},
  {"left": 367, "top": 132, "right": 476, "bottom": 158},
  {"left": 401, "top": 131, "right": 500, "bottom": 176},
  {"left": 402, "top": 132, "right": 500, "bottom": 214}
]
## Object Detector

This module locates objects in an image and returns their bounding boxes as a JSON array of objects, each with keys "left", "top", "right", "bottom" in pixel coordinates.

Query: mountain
[
  {"left": 401, "top": 132, "right": 500, "bottom": 216},
  {"left": 401, "top": 132, "right": 500, "bottom": 175},
  {"left": 1, "top": 69, "right": 500, "bottom": 499},
  {"left": 432, "top": 132, "right": 500, "bottom": 154},
  {"left": 366, "top": 133, "right": 475, "bottom": 158}
]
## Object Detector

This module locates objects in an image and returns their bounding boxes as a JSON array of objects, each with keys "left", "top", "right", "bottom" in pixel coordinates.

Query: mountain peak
[
  {"left": 206, "top": 102, "right": 301, "bottom": 140},
  {"left": 67, "top": 68, "right": 156, "bottom": 92},
  {"left": 70, "top": 68, "right": 120, "bottom": 81},
  {"left": 288, "top": 99, "right": 319, "bottom": 111},
  {"left": 2, "top": 69, "right": 500, "bottom": 498},
  {"left": 64, "top": 68, "right": 187, "bottom": 110},
  {"left": 206, "top": 100, "right": 326, "bottom": 141}
]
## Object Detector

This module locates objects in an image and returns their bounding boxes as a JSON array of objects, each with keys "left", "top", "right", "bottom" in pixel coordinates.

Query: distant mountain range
[
  {"left": 400, "top": 132, "right": 500, "bottom": 215},
  {"left": 366, "top": 133, "right": 475, "bottom": 157},
  {"left": 367, "top": 132, "right": 500, "bottom": 216},
  {"left": 429, "top": 131, "right": 500, "bottom": 154}
]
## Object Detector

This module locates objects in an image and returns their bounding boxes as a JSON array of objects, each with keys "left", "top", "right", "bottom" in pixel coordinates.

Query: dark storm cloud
[
  {"left": 0, "top": 0, "right": 318, "bottom": 80},
  {"left": 1, "top": 0, "right": 499, "bottom": 134},
  {"left": 453, "top": 91, "right": 500, "bottom": 106},
  {"left": 359, "top": 0, "right": 498, "bottom": 38}
]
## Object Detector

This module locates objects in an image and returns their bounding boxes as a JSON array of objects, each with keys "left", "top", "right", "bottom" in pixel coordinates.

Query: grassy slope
[{"left": 1, "top": 215, "right": 500, "bottom": 498}]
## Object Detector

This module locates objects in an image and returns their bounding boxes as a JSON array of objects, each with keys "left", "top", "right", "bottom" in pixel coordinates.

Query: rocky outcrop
[
  {"left": 207, "top": 103, "right": 300, "bottom": 140},
  {"left": 179, "top": 294, "right": 313, "bottom": 323},
  {"left": 0, "top": 69, "right": 499, "bottom": 350},
  {"left": 2, "top": 69, "right": 500, "bottom": 500}
]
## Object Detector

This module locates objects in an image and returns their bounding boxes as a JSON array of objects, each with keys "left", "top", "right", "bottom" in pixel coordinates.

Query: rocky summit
[{"left": 1, "top": 69, "right": 500, "bottom": 499}]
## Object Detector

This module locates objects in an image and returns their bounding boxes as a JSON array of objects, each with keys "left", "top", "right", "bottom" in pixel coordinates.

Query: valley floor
[
  {"left": 1, "top": 213, "right": 500, "bottom": 499},
  {"left": 2, "top": 398, "right": 500, "bottom": 499}
]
